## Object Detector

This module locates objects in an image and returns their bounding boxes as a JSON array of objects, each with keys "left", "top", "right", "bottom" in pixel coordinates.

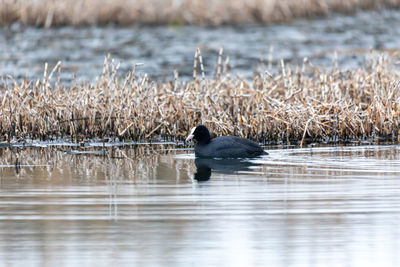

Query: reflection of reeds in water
[
  {"left": 1, "top": 52, "right": 400, "bottom": 144},
  {"left": 0, "top": 146, "right": 194, "bottom": 182},
  {"left": 1, "top": 0, "right": 400, "bottom": 26}
]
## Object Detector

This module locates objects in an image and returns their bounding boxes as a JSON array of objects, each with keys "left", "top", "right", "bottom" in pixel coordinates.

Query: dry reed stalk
[
  {"left": 193, "top": 49, "right": 198, "bottom": 80},
  {"left": 216, "top": 47, "right": 224, "bottom": 79},
  {"left": 0, "top": 52, "right": 400, "bottom": 145},
  {"left": 196, "top": 48, "right": 205, "bottom": 80}
]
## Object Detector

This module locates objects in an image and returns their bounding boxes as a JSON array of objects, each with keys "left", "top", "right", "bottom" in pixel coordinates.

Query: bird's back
[{"left": 195, "top": 136, "right": 266, "bottom": 158}]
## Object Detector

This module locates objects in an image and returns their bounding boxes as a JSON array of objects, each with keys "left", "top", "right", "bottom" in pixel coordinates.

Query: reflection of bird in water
[{"left": 194, "top": 158, "right": 261, "bottom": 181}]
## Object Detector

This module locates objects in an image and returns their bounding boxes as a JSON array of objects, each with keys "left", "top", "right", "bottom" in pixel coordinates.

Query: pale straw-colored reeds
[
  {"left": 1, "top": 51, "right": 400, "bottom": 145},
  {"left": 1, "top": 0, "right": 400, "bottom": 27}
]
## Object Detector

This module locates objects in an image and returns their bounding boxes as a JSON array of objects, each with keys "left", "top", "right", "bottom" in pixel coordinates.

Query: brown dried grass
[
  {"left": 1, "top": 0, "right": 400, "bottom": 27},
  {"left": 1, "top": 51, "right": 400, "bottom": 145}
]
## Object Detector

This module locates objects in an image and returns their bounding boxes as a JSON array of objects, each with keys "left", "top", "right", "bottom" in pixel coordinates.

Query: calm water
[
  {"left": 1, "top": 144, "right": 400, "bottom": 266},
  {"left": 1, "top": 9, "right": 400, "bottom": 83}
]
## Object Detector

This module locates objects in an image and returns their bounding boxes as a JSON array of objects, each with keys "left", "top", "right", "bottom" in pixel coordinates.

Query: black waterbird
[{"left": 186, "top": 125, "right": 267, "bottom": 158}]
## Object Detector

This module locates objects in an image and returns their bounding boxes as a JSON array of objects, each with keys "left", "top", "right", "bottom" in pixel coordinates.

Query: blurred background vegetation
[{"left": 1, "top": 0, "right": 400, "bottom": 27}]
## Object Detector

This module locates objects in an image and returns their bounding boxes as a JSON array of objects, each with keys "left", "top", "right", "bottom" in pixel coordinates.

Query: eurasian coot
[{"left": 186, "top": 125, "right": 267, "bottom": 158}]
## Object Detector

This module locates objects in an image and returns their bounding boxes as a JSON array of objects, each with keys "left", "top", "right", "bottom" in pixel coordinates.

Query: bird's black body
[
  {"left": 194, "top": 136, "right": 266, "bottom": 158},
  {"left": 187, "top": 125, "right": 267, "bottom": 158}
]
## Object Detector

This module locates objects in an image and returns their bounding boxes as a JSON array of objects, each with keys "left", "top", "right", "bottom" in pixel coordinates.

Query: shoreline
[{"left": 0, "top": 52, "right": 399, "bottom": 145}]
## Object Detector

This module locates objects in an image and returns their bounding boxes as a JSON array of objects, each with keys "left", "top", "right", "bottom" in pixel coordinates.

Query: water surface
[
  {"left": 1, "top": 9, "right": 400, "bottom": 83},
  {"left": 1, "top": 144, "right": 400, "bottom": 266}
]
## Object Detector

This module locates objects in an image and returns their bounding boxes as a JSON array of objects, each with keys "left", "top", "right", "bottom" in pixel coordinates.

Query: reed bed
[
  {"left": 1, "top": 0, "right": 400, "bottom": 27},
  {"left": 1, "top": 51, "right": 400, "bottom": 145}
]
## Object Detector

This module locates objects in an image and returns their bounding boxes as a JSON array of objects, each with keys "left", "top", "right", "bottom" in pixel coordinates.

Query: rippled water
[
  {"left": 1, "top": 144, "right": 400, "bottom": 266},
  {"left": 1, "top": 9, "right": 400, "bottom": 83}
]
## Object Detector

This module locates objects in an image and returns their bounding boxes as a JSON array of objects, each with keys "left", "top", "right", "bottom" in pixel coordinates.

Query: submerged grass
[
  {"left": 1, "top": 51, "right": 400, "bottom": 145},
  {"left": 1, "top": 0, "right": 400, "bottom": 27}
]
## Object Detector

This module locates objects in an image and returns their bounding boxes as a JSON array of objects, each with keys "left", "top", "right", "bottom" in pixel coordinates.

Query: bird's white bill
[
  {"left": 185, "top": 127, "right": 197, "bottom": 142},
  {"left": 185, "top": 134, "right": 194, "bottom": 142}
]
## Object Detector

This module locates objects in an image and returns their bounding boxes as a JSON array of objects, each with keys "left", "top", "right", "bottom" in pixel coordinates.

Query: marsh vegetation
[
  {"left": 1, "top": 0, "right": 400, "bottom": 27},
  {"left": 0, "top": 51, "right": 399, "bottom": 145}
]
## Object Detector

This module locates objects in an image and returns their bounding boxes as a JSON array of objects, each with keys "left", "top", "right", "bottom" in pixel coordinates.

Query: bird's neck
[{"left": 198, "top": 137, "right": 211, "bottom": 145}]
